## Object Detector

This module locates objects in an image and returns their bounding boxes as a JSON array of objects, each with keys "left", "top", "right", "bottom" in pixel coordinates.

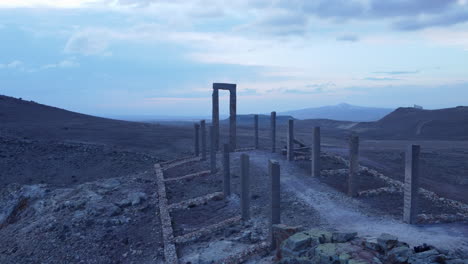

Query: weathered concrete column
[
  {"left": 200, "top": 120, "right": 206, "bottom": 161},
  {"left": 212, "top": 88, "right": 219, "bottom": 151},
  {"left": 404, "top": 145, "right": 420, "bottom": 224},
  {"left": 240, "top": 154, "right": 250, "bottom": 221},
  {"left": 229, "top": 88, "right": 237, "bottom": 151},
  {"left": 223, "top": 144, "right": 231, "bottom": 197},
  {"left": 287, "top": 119, "right": 294, "bottom": 161},
  {"left": 348, "top": 135, "right": 359, "bottom": 197},
  {"left": 194, "top": 123, "right": 200, "bottom": 156},
  {"left": 210, "top": 125, "right": 217, "bottom": 174},
  {"left": 271, "top": 112, "right": 276, "bottom": 153},
  {"left": 311, "top": 127, "right": 321, "bottom": 177},
  {"left": 254, "top": 115, "right": 259, "bottom": 149},
  {"left": 269, "top": 160, "right": 280, "bottom": 249}
]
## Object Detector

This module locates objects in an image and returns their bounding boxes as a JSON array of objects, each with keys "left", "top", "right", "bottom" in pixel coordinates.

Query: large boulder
[{"left": 281, "top": 229, "right": 333, "bottom": 258}]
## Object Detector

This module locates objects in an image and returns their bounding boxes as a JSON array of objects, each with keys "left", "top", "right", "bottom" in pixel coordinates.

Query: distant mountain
[
  {"left": 280, "top": 103, "right": 394, "bottom": 122},
  {"left": 222, "top": 114, "right": 294, "bottom": 128},
  {"left": 353, "top": 106, "right": 468, "bottom": 140}
]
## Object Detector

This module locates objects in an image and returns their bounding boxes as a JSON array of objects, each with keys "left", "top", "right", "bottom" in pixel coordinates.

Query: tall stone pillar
[
  {"left": 287, "top": 119, "right": 294, "bottom": 161},
  {"left": 212, "top": 88, "right": 219, "bottom": 151},
  {"left": 210, "top": 125, "right": 217, "bottom": 173},
  {"left": 194, "top": 123, "right": 200, "bottom": 156},
  {"left": 311, "top": 127, "right": 321, "bottom": 177},
  {"left": 269, "top": 160, "right": 281, "bottom": 249},
  {"left": 229, "top": 88, "right": 237, "bottom": 151},
  {"left": 223, "top": 144, "right": 231, "bottom": 197},
  {"left": 404, "top": 145, "right": 420, "bottom": 224},
  {"left": 348, "top": 135, "right": 359, "bottom": 197},
  {"left": 254, "top": 115, "right": 259, "bottom": 149},
  {"left": 200, "top": 120, "right": 206, "bottom": 161},
  {"left": 240, "top": 154, "right": 250, "bottom": 221},
  {"left": 271, "top": 112, "right": 276, "bottom": 153}
]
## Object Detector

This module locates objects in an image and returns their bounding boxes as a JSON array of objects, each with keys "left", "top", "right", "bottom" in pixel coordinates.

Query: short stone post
[
  {"left": 254, "top": 114, "right": 259, "bottom": 149},
  {"left": 348, "top": 135, "right": 359, "bottom": 197},
  {"left": 404, "top": 145, "right": 420, "bottom": 224},
  {"left": 194, "top": 123, "right": 200, "bottom": 156},
  {"left": 210, "top": 126, "right": 217, "bottom": 173},
  {"left": 287, "top": 119, "right": 294, "bottom": 161},
  {"left": 240, "top": 154, "right": 250, "bottom": 221},
  {"left": 200, "top": 120, "right": 206, "bottom": 161},
  {"left": 223, "top": 144, "right": 231, "bottom": 197},
  {"left": 311, "top": 127, "right": 321, "bottom": 177},
  {"left": 271, "top": 111, "right": 276, "bottom": 152},
  {"left": 269, "top": 160, "right": 280, "bottom": 249}
]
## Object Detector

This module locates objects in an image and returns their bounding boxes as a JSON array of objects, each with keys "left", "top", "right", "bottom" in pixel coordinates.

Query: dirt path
[{"left": 245, "top": 150, "right": 468, "bottom": 253}]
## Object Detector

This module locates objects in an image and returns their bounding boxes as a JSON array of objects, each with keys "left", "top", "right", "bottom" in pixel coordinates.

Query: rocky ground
[
  {"left": 0, "top": 171, "right": 165, "bottom": 264},
  {"left": 0, "top": 111, "right": 467, "bottom": 263},
  {"left": 0, "top": 135, "right": 160, "bottom": 188}
]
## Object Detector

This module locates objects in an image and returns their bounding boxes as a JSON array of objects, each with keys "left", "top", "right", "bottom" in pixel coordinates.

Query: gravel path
[{"left": 243, "top": 150, "right": 468, "bottom": 253}]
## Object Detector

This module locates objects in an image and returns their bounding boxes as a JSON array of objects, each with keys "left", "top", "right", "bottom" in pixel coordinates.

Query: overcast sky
[{"left": 1, "top": 0, "right": 468, "bottom": 116}]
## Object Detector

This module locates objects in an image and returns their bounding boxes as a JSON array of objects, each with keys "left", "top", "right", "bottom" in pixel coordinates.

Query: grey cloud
[
  {"left": 393, "top": 10, "right": 468, "bottom": 30},
  {"left": 249, "top": 11, "right": 309, "bottom": 36},
  {"left": 283, "top": 83, "right": 335, "bottom": 94},
  {"left": 64, "top": 30, "right": 110, "bottom": 56},
  {"left": 188, "top": 7, "right": 224, "bottom": 18},
  {"left": 369, "top": 0, "right": 457, "bottom": 17},
  {"left": 114, "top": 0, "right": 158, "bottom": 7},
  {"left": 336, "top": 34, "right": 359, "bottom": 42},
  {"left": 364, "top": 77, "right": 400, "bottom": 81},
  {"left": 373, "top": 70, "right": 419, "bottom": 75},
  {"left": 284, "top": 89, "right": 320, "bottom": 94},
  {"left": 309, "top": 0, "right": 364, "bottom": 19},
  {"left": 263, "top": 0, "right": 466, "bottom": 31},
  {"left": 239, "top": 88, "right": 257, "bottom": 95}
]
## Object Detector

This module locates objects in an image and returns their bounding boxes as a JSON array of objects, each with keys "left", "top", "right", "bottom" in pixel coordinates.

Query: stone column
[
  {"left": 223, "top": 144, "right": 231, "bottom": 197},
  {"left": 404, "top": 145, "right": 420, "bottom": 224},
  {"left": 311, "top": 127, "right": 321, "bottom": 177},
  {"left": 271, "top": 112, "right": 276, "bottom": 153},
  {"left": 194, "top": 123, "right": 200, "bottom": 156},
  {"left": 200, "top": 120, "right": 207, "bottom": 161},
  {"left": 210, "top": 126, "right": 217, "bottom": 173},
  {"left": 254, "top": 115, "right": 259, "bottom": 149},
  {"left": 287, "top": 119, "right": 294, "bottom": 161},
  {"left": 348, "top": 135, "right": 359, "bottom": 197},
  {"left": 269, "top": 160, "right": 281, "bottom": 249},
  {"left": 229, "top": 88, "right": 237, "bottom": 151},
  {"left": 240, "top": 154, "right": 250, "bottom": 221},
  {"left": 212, "top": 87, "right": 219, "bottom": 151}
]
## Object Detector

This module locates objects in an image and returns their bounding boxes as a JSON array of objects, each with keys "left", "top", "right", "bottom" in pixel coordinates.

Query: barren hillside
[{"left": 353, "top": 106, "right": 468, "bottom": 140}]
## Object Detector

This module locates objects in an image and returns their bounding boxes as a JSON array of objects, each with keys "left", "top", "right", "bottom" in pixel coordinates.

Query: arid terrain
[{"left": 0, "top": 95, "right": 467, "bottom": 263}]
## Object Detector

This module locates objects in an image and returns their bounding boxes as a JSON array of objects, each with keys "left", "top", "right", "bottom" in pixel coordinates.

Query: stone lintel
[{"left": 213, "top": 83, "right": 236, "bottom": 91}]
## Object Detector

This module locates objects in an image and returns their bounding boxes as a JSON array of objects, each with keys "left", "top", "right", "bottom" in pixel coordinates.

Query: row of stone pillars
[
  {"left": 288, "top": 121, "right": 420, "bottom": 225},
  {"left": 222, "top": 150, "right": 281, "bottom": 247},
  {"left": 194, "top": 111, "right": 278, "bottom": 156},
  {"left": 198, "top": 113, "right": 421, "bottom": 226}
]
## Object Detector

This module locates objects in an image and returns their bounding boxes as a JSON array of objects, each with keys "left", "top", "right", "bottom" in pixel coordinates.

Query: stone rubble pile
[{"left": 277, "top": 228, "right": 468, "bottom": 264}]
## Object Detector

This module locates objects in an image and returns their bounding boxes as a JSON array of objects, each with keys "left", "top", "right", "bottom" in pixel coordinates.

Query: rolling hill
[
  {"left": 280, "top": 103, "right": 394, "bottom": 122},
  {"left": 353, "top": 106, "right": 468, "bottom": 140},
  {"left": 0, "top": 95, "right": 192, "bottom": 154}
]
